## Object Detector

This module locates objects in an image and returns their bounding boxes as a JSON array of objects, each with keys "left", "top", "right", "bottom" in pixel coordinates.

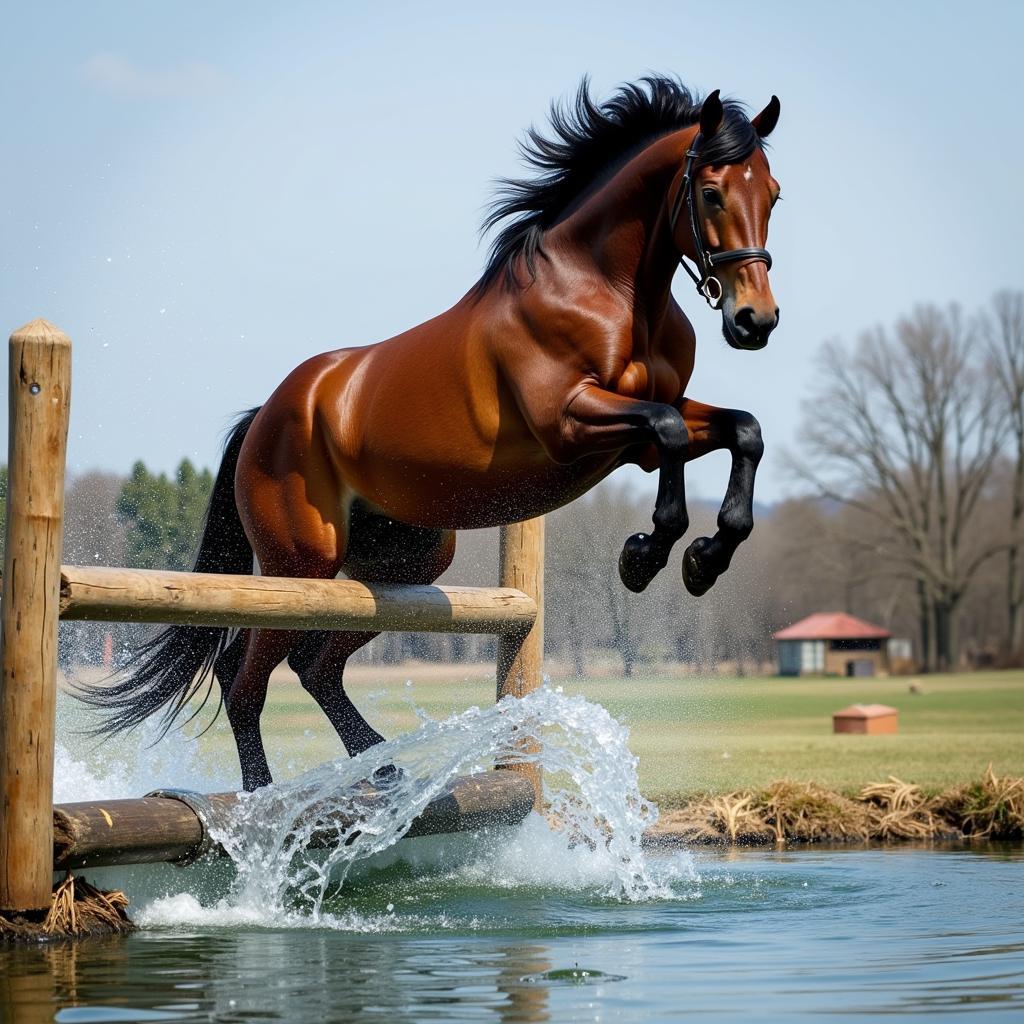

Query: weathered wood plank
[{"left": 59, "top": 565, "right": 537, "bottom": 634}]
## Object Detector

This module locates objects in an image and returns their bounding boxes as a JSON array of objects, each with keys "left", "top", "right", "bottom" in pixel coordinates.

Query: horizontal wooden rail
[
  {"left": 58, "top": 565, "right": 537, "bottom": 634},
  {"left": 53, "top": 772, "right": 535, "bottom": 870}
]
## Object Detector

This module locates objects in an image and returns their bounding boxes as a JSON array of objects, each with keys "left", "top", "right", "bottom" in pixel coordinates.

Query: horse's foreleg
[
  {"left": 676, "top": 399, "right": 763, "bottom": 596},
  {"left": 560, "top": 387, "right": 689, "bottom": 592}
]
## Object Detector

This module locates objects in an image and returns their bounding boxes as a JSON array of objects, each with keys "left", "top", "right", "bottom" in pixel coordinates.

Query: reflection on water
[{"left": 3, "top": 844, "right": 1022, "bottom": 1022}]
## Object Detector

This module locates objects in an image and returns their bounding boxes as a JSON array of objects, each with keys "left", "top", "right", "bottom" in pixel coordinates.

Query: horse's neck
[{"left": 558, "top": 127, "right": 695, "bottom": 321}]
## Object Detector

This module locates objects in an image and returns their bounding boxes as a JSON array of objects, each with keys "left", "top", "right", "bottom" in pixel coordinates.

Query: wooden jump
[{"left": 0, "top": 319, "right": 545, "bottom": 920}]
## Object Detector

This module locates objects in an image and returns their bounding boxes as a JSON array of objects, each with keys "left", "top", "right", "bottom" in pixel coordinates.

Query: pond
[{"left": 2, "top": 842, "right": 1022, "bottom": 1022}]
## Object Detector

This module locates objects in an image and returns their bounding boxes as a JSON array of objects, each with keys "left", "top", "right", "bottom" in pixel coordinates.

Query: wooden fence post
[
  {"left": 0, "top": 320, "right": 71, "bottom": 913},
  {"left": 496, "top": 517, "right": 544, "bottom": 807}
]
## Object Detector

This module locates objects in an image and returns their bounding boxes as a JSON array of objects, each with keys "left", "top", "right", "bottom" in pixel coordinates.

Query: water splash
[
  {"left": 56, "top": 687, "right": 698, "bottom": 930},
  {"left": 53, "top": 692, "right": 236, "bottom": 803},
  {"left": 207, "top": 689, "right": 673, "bottom": 918}
]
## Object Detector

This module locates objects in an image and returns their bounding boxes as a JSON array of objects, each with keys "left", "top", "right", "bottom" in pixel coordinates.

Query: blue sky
[{"left": 2, "top": 1, "right": 1022, "bottom": 505}]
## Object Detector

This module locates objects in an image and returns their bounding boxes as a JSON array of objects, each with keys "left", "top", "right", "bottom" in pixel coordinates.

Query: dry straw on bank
[
  {"left": 656, "top": 766, "right": 1024, "bottom": 845},
  {"left": 1, "top": 873, "right": 134, "bottom": 942}
]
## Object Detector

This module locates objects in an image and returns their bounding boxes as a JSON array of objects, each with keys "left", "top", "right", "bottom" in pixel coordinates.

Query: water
[
  {"left": 3, "top": 690, "right": 1021, "bottom": 1021},
  {"left": 5, "top": 844, "right": 1022, "bottom": 1021}
]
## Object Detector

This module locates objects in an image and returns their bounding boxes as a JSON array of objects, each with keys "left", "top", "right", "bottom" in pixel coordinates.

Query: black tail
[{"left": 74, "top": 407, "right": 262, "bottom": 739}]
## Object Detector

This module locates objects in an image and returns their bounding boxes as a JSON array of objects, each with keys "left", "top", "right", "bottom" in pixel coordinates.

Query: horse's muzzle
[{"left": 723, "top": 306, "right": 779, "bottom": 351}]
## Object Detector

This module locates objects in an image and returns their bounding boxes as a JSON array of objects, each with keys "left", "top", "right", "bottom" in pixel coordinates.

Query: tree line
[
  {"left": 5, "top": 292, "right": 1020, "bottom": 676},
  {"left": 787, "top": 291, "right": 1024, "bottom": 671}
]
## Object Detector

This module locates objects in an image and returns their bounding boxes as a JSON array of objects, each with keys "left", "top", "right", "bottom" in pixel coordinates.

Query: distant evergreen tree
[
  {"left": 116, "top": 459, "right": 213, "bottom": 570},
  {"left": 172, "top": 460, "right": 214, "bottom": 568}
]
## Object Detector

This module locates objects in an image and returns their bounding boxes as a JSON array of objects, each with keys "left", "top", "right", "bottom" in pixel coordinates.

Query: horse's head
[{"left": 672, "top": 91, "right": 781, "bottom": 350}]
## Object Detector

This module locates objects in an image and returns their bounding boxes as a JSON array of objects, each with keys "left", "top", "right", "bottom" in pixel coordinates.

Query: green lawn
[
  {"left": 175, "top": 666, "right": 1024, "bottom": 801},
  {"left": 574, "top": 671, "right": 1024, "bottom": 801}
]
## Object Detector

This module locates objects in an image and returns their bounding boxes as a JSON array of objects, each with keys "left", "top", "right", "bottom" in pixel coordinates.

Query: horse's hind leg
[
  {"left": 212, "top": 496, "right": 346, "bottom": 790},
  {"left": 212, "top": 544, "right": 342, "bottom": 790},
  {"left": 218, "top": 628, "right": 302, "bottom": 791},
  {"left": 287, "top": 629, "right": 386, "bottom": 756},
  {"left": 677, "top": 399, "right": 763, "bottom": 596},
  {"left": 224, "top": 385, "right": 355, "bottom": 789},
  {"left": 289, "top": 502, "right": 456, "bottom": 757}
]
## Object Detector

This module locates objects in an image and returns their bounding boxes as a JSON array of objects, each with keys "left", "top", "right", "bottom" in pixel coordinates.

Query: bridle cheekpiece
[{"left": 668, "top": 132, "right": 773, "bottom": 311}]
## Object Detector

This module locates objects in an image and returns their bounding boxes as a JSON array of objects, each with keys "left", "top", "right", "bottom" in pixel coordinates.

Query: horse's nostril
[
  {"left": 735, "top": 307, "right": 778, "bottom": 336},
  {"left": 734, "top": 307, "right": 757, "bottom": 334}
]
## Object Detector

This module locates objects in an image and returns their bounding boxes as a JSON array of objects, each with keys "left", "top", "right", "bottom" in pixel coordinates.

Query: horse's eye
[{"left": 701, "top": 188, "right": 722, "bottom": 208}]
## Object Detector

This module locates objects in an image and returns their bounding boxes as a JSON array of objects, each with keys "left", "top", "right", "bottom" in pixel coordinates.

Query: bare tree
[
  {"left": 982, "top": 291, "right": 1024, "bottom": 660},
  {"left": 546, "top": 504, "right": 597, "bottom": 677},
  {"left": 790, "top": 305, "right": 1005, "bottom": 670},
  {"left": 63, "top": 470, "right": 127, "bottom": 566}
]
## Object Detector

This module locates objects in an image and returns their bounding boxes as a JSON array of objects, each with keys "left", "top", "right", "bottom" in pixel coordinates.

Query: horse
[{"left": 78, "top": 77, "right": 782, "bottom": 791}]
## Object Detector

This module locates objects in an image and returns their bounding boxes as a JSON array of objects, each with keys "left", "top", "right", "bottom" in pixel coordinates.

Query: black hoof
[
  {"left": 370, "top": 764, "right": 403, "bottom": 788},
  {"left": 618, "top": 533, "right": 664, "bottom": 593},
  {"left": 682, "top": 537, "right": 720, "bottom": 597}
]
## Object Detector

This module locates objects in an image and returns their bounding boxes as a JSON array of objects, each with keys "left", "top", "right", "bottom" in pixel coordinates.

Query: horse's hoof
[
  {"left": 371, "top": 764, "right": 403, "bottom": 788},
  {"left": 618, "top": 533, "right": 661, "bottom": 593},
  {"left": 682, "top": 537, "right": 718, "bottom": 597}
]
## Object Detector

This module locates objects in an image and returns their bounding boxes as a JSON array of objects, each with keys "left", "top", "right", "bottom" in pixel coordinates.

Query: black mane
[{"left": 478, "top": 75, "right": 761, "bottom": 291}]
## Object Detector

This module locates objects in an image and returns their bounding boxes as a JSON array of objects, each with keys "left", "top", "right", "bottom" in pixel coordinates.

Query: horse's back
[{"left": 234, "top": 286, "right": 631, "bottom": 535}]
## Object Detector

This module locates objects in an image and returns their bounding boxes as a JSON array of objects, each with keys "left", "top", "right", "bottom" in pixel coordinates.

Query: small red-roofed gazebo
[{"left": 773, "top": 612, "right": 892, "bottom": 677}]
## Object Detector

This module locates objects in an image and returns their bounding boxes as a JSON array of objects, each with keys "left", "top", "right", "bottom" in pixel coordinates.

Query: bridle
[{"left": 668, "top": 132, "right": 773, "bottom": 310}]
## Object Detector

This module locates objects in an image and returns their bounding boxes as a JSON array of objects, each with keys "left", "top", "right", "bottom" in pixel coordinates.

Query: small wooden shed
[
  {"left": 774, "top": 612, "right": 892, "bottom": 677},
  {"left": 832, "top": 703, "right": 899, "bottom": 734}
]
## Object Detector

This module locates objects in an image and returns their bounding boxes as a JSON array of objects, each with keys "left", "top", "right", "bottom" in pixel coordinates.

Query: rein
[{"left": 667, "top": 132, "right": 772, "bottom": 310}]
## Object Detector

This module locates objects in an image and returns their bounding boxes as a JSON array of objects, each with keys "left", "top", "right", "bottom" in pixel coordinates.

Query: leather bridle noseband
[{"left": 668, "top": 132, "right": 772, "bottom": 310}]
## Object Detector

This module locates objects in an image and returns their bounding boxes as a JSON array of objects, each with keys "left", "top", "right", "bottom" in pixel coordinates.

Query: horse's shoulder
[{"left": 517, "top": 271, "right": 633, "bottom": 350}]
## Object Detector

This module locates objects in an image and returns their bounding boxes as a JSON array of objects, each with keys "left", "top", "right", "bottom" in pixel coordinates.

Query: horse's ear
[
  {"left": 699, "top": 89, "right": 723, "bottom": 139},
  {"left": 751, "top": 96, "right": 781, "bottom": 138}
]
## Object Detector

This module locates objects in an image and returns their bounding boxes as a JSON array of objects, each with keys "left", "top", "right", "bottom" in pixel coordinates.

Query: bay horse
[{"left": 79, "top": 77, "right": 782, "bottom": 791}]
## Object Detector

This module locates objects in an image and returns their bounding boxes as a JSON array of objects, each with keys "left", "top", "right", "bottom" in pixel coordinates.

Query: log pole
[
  {"left": 496, "top": 518, "right": 545, "bottom": 806},
  {"left": 0, "top": 320, "right": 71, "bottom": 913},
  {"left": 53, "top": 772, "right": 535, "bottom": 870},
  {"left": 59, "top": 565, "right": 536, "bottom": 634}
]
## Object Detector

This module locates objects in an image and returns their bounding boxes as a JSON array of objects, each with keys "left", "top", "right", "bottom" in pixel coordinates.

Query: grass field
[{"left": 138, "top": 664, "right": 1024, "bottom": 802}]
